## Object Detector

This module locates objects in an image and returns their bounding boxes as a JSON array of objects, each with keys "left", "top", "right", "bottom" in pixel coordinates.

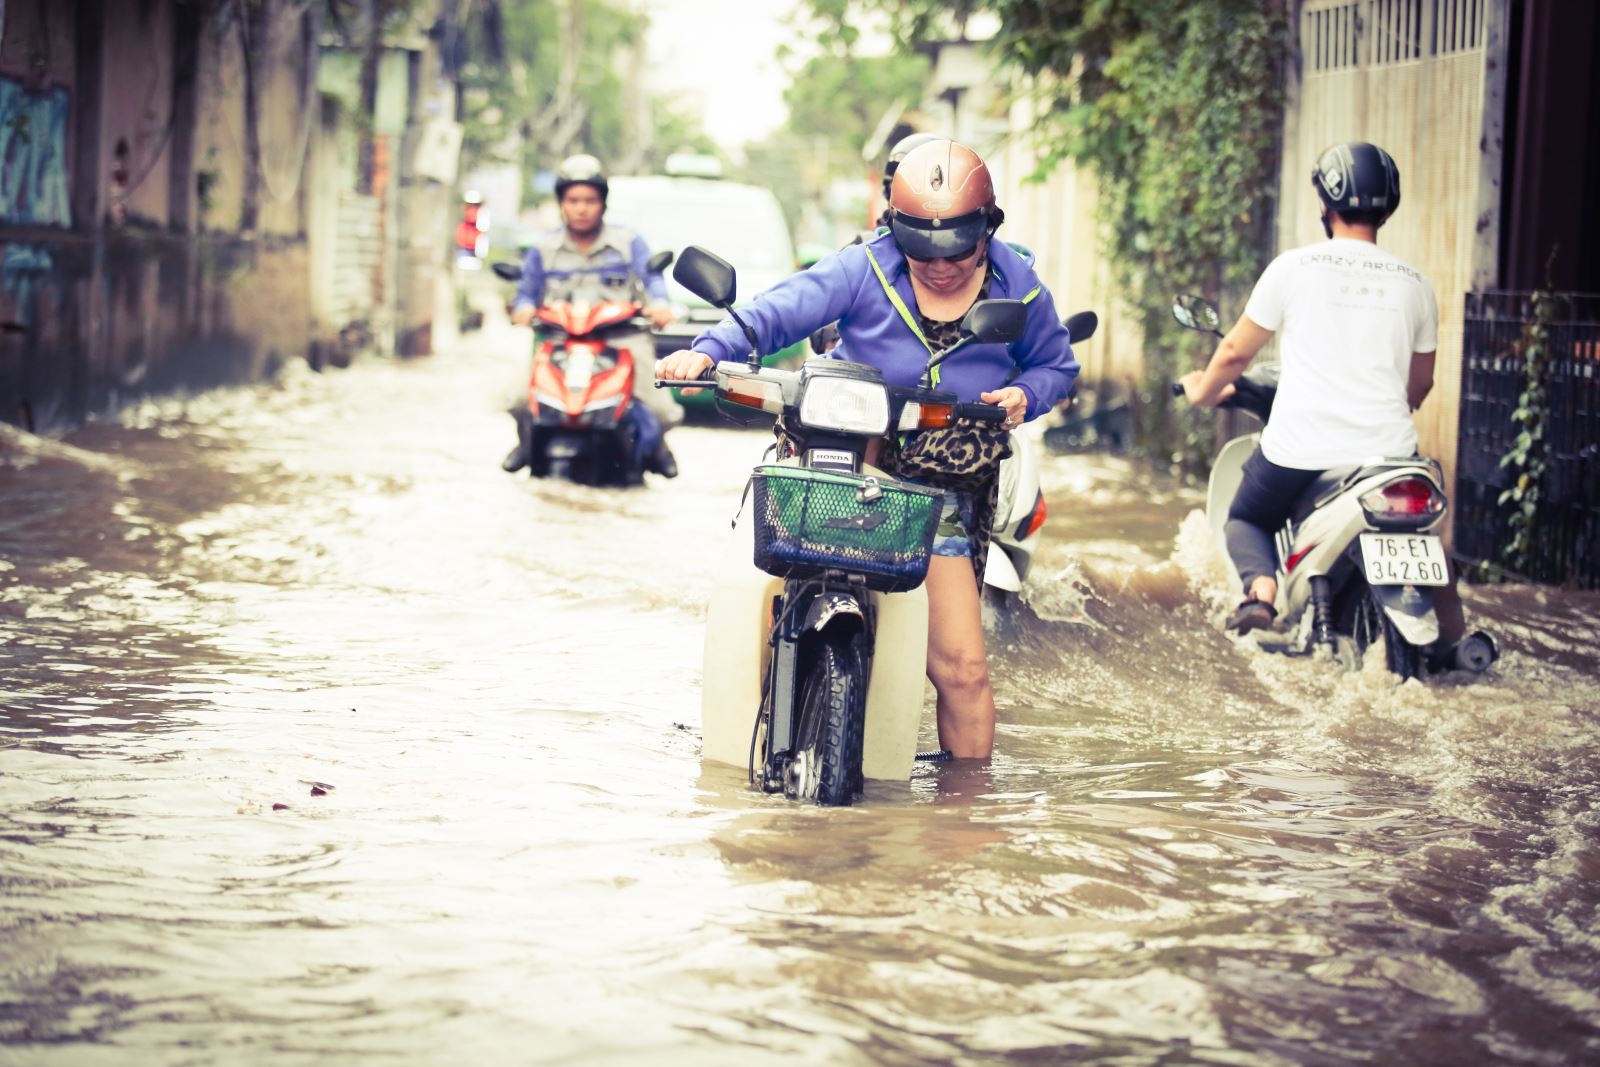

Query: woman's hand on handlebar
[
  {"left": 979, "top": 386, "right": 1028, "bottom": 429},
  {"left": 656, "top": 350, "right": 715, "bottom": 394}
]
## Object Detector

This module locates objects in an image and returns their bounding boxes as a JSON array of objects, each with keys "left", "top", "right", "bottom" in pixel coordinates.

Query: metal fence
[{"left": 1455, "top": 291, "right": 1600, "bottom": 588}]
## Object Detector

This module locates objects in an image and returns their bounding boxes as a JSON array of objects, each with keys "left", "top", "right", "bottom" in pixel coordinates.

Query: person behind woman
[{"left": 657, "top": 139, "right": 1079, "bottom": 759}]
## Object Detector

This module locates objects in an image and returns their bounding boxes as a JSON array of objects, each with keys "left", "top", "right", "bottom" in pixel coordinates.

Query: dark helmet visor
[{"left": 889, "top": 210, "right": 989, "bottom": 261}]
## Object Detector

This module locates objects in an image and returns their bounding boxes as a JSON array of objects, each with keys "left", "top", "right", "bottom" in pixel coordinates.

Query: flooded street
[{"left": 3, "top": 322, "right": 1599, "bottom": 1066}]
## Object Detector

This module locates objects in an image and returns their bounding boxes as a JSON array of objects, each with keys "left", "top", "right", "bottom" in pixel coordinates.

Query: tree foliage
[
  {"left": 454, "top": 0, "right": 713, "bottom": 200},
  {"left": 780, "top": 46, "right": 929, "bottom": 169},
  {"left": 739, "top": 45, "right": 927, "bottom": 237},
  {"left": 802, "top": 0, "right": 1291, "bottom": 467}
]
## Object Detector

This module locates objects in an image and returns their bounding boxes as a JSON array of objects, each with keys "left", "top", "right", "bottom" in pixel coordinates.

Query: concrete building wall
[
  {"left": 997, "top": 92, "right": 1145, "bottom": 408},
  {"left": 97, "top": 0, "right": 176, "bottom": 228},
  {"left": 0, "top": 0, "right": 320, "bottom": 432},
  {"left": 191, "top": 12, "right": 249, "bottom": 235}
]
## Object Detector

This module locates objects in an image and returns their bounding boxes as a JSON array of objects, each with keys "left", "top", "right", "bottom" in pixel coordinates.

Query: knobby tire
[{"left": 792, "top": 632, "right": 865, "bottom": 807}]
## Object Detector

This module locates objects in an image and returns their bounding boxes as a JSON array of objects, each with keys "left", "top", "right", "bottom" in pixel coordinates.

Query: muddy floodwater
[{"left": 3, "top": 322, "right": 1598, "bottom": 1066}]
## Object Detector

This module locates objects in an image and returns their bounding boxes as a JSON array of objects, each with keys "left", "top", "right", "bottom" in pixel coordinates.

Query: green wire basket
[{"left": 748, "top": 465, "right": 944, "bottom": 593}]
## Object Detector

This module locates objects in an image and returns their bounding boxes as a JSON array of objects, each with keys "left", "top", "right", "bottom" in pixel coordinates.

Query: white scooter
[
  {"left": 1171, "top": 294, "right": 1495, "bottom": 679},
  {"left": 809, "top": 308, "right": 1097, "bottom": 597},
  {"left": 673, "top": 246, "right": 1022, "bottom": 805},
  {"left": 984, "top": 309, "right": 1099, "bottom": 595}
]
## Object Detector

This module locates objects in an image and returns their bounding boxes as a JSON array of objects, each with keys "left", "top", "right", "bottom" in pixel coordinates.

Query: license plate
[{"left": 1358, "top": 533, "right": 1449, "bottom": 586}]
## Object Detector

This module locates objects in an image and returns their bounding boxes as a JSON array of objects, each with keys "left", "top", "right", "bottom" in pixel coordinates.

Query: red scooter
[{"left": 492, "top": 251, "right": 671, "bottom": 486}]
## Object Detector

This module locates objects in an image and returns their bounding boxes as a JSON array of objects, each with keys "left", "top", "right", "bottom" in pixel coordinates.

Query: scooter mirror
[
  {"left": 961, "top": 299, "right": 1028, "bottom": 345},
  {"left": 1064, "top": 310, "right": 1099, "bottom": 344},
  {"left": 1172, "top": 294, "right": 1223, "bottom": 336},
  {"left": 645, "top": 249, "right": 674, "bottom": 274},
  {"left": 491, "top": 261, "right": 523, "bottom": 282},
  {"left": 672, "top": 246, "right": 737, "bottom": 309}
]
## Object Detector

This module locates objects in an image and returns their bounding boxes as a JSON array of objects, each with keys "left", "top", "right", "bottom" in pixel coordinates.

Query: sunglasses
[{"left": 901, "top": 241, "right": 983, "bottom": 266}]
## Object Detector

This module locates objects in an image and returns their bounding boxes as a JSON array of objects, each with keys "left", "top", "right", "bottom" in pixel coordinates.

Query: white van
[{"left": 605, "top": 165, "right": 805, "bottom": 407}]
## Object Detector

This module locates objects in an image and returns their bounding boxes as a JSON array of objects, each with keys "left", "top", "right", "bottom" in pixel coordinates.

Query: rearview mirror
[
  {"left": 961, "top": 299, "right": 1028, "bottom": 344},
  {"left": 1063, "top": 310, "right": 1098, "bottom": 344},
  {"left": 646, "top": 249, "right": 674, "bottom": 274},
  {"left": 672, "top": 246, "right": 737, "bottom": 308},
  {"left": 1172, "top": 294, "right": 1223, "bottom": 336},
  {"left": 491, "top": 261, "right": 523, "bottom": 282}
]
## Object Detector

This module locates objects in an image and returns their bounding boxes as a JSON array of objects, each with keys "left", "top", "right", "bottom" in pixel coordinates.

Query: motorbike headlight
[{"left": 798, "top": 376, "right": 890, "bottom": 435}]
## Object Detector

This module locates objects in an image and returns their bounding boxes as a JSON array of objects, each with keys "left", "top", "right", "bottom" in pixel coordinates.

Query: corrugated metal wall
[
  {"left": 330, "top": 191, "right": 382, "bottom": 329},
  {"left": 1287, "top": 0, "right": 1498, "bottom": 533}
]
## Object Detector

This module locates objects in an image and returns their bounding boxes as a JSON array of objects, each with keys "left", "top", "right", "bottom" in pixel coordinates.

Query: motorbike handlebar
[
  {"left": 654, "top": 372, "right": 715, "bottom": 389},
  {"left": 953, "top": 401, "right": 1007, "bottom": 423},
  {"left": 1170, "top": 373, "right": 1277, "bottom": 421}
]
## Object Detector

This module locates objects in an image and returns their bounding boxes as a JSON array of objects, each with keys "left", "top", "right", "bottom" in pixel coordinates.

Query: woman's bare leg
[{"left": 924, "top": 556, "right": 995, "bottom": 758}]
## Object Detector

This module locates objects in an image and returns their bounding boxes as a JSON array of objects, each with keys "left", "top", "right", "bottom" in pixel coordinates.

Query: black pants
[{"left": 1224, "top": 446, "right": 1323, "bottom": 593}]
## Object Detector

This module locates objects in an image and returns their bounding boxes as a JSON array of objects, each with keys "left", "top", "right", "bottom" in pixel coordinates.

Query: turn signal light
[
  {"left": 720, "top": 374, "right": 783, "bottom": 414},
  {"left": 897, "top": 401, "right": 956, "bottom": 430}
]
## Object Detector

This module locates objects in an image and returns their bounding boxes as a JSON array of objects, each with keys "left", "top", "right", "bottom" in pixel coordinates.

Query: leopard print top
[
  {"left": 773, "top": 280, "right": 1012, "bottom": 591},
  {"left": 917, "top": 279, "right": 989, "bottom": 353}
]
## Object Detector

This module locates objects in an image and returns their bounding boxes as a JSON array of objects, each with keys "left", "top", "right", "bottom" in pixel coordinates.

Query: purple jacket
[{"left": 691, "top": 232, "right": 1078, "bottom": 419}]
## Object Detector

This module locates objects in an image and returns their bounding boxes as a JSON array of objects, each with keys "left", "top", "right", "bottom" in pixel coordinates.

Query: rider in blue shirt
[{"left": 506, "top": 154, "right": 680, "bottom": 477}]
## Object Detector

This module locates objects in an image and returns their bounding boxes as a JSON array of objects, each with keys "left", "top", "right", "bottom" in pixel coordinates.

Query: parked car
[{"left": 605, "top": 162, "right": 806, "bottom": 415}]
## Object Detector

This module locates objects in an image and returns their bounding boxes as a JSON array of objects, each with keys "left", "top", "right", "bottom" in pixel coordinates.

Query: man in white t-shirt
[{"left": 1180, "top": 141, "right": 1490, "bottom": 669}]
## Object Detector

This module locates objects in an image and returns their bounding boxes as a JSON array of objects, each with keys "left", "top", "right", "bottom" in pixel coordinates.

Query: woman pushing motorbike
[{"left": 657, "top": 138, "right": 1079, "bottom": 758}]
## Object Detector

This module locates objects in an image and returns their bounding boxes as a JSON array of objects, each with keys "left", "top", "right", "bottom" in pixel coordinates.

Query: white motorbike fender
[
  {"left": 699, "top": 461, "right": 927, "bottom": 782},
  {"left": 983, "top": 547, "right": 1022, "bottom": 593},
  {"left": 1370, "top": 583, "right": 1441, "bottom": 646},
  {"left": 802, "top": 592, "right": 864, "bottom": 632},
  {"left": 985, "top": 428, "right": 1036, "bottom": 593}
]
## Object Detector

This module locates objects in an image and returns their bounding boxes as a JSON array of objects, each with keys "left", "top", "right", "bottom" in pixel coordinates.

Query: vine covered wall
[{"left": 807, "top": 0, "right": 1294, "bottom": 470}]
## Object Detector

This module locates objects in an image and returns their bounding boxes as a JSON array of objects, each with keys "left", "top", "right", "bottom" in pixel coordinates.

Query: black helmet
[
  {"left": 883, "top": 132, "right": 941, "bottom": 194},
  {"left": 1311, "top": 142, "right": 1400, "bottom": 223},
  {"left": 555, "top": 153, "right": 608, "bottom": 202}
]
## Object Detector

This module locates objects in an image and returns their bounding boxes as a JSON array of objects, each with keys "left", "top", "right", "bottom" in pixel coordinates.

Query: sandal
[{"left": 1225, "top": 597, "right": 1277, "bottom": 635}]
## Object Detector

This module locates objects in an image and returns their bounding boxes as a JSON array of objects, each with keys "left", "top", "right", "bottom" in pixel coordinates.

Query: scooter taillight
[
  {"left": 1015, "top": 490, "right": 1047, "bottom": 541},
  {"left": 1286, "top": 543, "right": 1317, "bottom": 572},
  {"left": 1360, "top": 476, "right": 1445, "bottom": 528}
]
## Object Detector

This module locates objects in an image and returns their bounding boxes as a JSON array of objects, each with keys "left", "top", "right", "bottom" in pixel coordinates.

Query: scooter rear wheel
[
  {"left": 787, "top": 633, "right": 866, "bottom": 807},
  {"left": 1347, "top": 586, "right": 1421, "bottom": 680}
]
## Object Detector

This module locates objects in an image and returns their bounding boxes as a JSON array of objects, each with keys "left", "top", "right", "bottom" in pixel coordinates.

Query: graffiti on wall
[
  {"left": 1, "top": 242, "right": 50, "bottom": 329},
  {"left": 0, "top": 77, "right": 72, "bottom": 228},
  {"left": 0, "top": 75, "right": 68, "bottom": 330}
]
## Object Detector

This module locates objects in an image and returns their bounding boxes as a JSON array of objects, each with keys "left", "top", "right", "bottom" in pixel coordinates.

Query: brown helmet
[
  {"left": 882, "top": 131, "right": 941, "bottom": 198},
  {"left": 887, "top": 139, "right": 1002, "bottom": 260}
]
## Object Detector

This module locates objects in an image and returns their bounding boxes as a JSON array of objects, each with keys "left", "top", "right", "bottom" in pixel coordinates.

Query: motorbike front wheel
[
  {"left": 786, "top": 632, "right": 866, "bottom": 806},
  {"left": 1347, "top": 585, "right": 1421, "bottom": 680}
]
